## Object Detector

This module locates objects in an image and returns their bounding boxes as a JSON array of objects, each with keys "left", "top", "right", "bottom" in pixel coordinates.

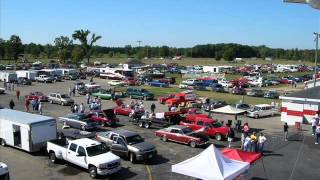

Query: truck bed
[{"left": 48, "top": 139, "right": 68, "bottom": 148}]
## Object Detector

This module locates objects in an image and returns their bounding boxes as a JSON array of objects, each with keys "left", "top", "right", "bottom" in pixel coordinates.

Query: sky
[{"left": 0, "top": 0, "right": 319, "bottom": 49}]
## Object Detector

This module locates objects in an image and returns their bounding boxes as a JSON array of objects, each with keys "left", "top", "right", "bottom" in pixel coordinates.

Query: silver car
[{"left": 48, "top": 93, "right": 74, "bottom": 106}]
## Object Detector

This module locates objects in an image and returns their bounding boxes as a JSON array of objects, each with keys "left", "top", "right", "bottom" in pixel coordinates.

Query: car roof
[
  {"left": 113, "top": 129, "right": 138, "bottom": 137},
  {"left": 70, "top": 138, "right": 101, "bottom": 147},
  {"left": 169, "top": 125, "right": 187, "bottom": 129},
  {"left": 255, "top": 104, "right": 272, "bottom": 107}
]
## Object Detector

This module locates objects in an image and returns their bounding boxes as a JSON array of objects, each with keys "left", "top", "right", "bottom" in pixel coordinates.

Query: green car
[
  {"left": 91, "top": 89, "right": 123, "bottom": 100},
  {"left": 126, "top": 88, "right": 154, "bottom": 100}
]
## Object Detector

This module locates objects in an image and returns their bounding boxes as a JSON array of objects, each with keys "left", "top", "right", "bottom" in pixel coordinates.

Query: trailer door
[
  {"left": 31, "top": 120, "right": 57, "bottom": 144},
  {"left": 20, "top": 126, "right": 30, "bottom": 151}
]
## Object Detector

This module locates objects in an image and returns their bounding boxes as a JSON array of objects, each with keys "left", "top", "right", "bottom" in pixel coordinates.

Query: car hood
[
  {"left": 131, "top": 142, "right": 155, "bottom": 151},
  {"left": 89, "top": 152, "right": 120, "bottom": 164}
]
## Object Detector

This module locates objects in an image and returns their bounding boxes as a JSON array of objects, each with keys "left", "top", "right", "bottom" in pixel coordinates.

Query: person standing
[
  {"left": 258, "top": 133, "right": 267, "bottom": 153},
  {"left": 86, "top": 93, "right": 90, "bottom": 104},
  {"left": 243, "top": 136, "right": 251, "bottom": 152},
  {"left": 311, "top": 115, "right": 319, "bottom": 135},
  {"left": 315, "top": 126, "right": 320, "bottom": 144},
  {"left": 31, "top": 99, "right": 36, "bottom": 112},
  {"left": 284, "top": 122, "right": 289, "bottom": 141},
  {"left": 80, "top": 103, "right": 85, "bottom": 113},
  {"left": 72, "top": 87, "right": 76, "bottom": 97},
  {"left": 69, "top": 87, "right": 72, "bottom": 97},
  {"left": 9, "top": 99, "right": 15, "bottom": 109},
  {"left": 250, "top": 132, "right": 258, "bottom": 152},
  {"left": 38, "top": 102, "right": 43, "bottom": 115},
  {"left": 25, "top": 99, "right": 30, "bottom": 112},
  {"left": 227, "top": 128, "right": 235, "bottom": 148},
  {"left": 16, "top": 89, "right": 20, "bottom": 100},
  {"left": 242, "top": 123, "right": 250, "bottom": 137},
  {"left": 150, "top": 103, "right": 156, "bottom": 114}
]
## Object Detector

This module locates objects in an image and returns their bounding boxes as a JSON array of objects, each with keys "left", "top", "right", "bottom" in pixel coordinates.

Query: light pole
[
  {"left": 314, "top": 32, "right": 320, "bottom": 87},
  {"left": 137, "top": 40, "right": 142, "bottom": 48}
]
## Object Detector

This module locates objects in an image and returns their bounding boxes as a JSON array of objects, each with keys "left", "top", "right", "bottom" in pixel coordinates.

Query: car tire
[
  {"left": 138, "top": 122, "right": 144, "bottom": 128},
  {"left": 0, "top": 139, "right": 6, "bottom": 146},
  {"left": 129, "top": 153, "right": 136, "bottom": 163},
  {"left": 189, "top": 141, "right": 196, "bottom": 148},
  {"left": 162, "top": 136, "right": 167, "bottom": 142},
  {"left": 215, "top": 133, "right": 222, "bottom": 141},
  {"left": 81, "top": 125, "right": 86, "bottom": 131},
  {"left": 49, "top": 152, "right": 57, "bottom": 163},
  {"left": 89, "top": 166, "right": 98, "bottom": 179},
  {"left": 144, "top": 123, "right": 150, "bottom": 129}
]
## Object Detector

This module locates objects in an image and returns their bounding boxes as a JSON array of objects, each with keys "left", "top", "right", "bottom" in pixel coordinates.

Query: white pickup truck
[
  {"left": 47, "top": 138, "right": 121, "bottom": 178},
  {"left": 35, "top": 75, "right": 53, "bottom": 83}
]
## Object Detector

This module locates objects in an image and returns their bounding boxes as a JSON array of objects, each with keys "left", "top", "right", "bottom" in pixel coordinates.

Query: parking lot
[{"left": 0, "top": 78, "right": 320, "bottom": 180}]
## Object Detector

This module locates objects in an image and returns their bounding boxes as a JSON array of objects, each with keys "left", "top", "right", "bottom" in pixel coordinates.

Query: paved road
[{"left": 0, "top": 79, "right": 319, "bottom": 180}]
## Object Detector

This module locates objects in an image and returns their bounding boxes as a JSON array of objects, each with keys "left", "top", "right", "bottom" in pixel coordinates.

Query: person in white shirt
[
  {"left": 258, "top": 133, "right": 267, "bottom": 153},
  {"left": 311, "top": 114, "right": 319, "bottom": 135},
  {"left": 79, "top": 103, "right": 85, "bottom": 113}
]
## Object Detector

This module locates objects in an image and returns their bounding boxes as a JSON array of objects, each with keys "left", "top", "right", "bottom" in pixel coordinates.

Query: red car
[
  {"left": 180, "top": 117, "right": 229, "bottom": 141},
  {"left": 25, "top": 91, "right": 48, "bottom": 101},
  {"left": 158, "top": 94, "right": 175, "bottom": 104},
  {"left": 279, "top": 78, "right": 291, "bottom": 84},
  {"left": 87, "top": 109, "right": 118, "bottom": 126},
  {"left": 125, "top": 77, "right": 138, "bottom": 86},
  {"left": 185, "top": 108, "right": 209, "bottom": 121},
  {"left": 155, "top": 125, "right": 209, "bottom": 148},
  {"left": 114, "top": 104, "right": 145, "bottom": 116}
]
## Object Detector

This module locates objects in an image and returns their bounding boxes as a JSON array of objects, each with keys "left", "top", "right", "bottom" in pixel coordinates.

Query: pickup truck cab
[
  {"left": 96, "top": 130, "right": 157, "bottom": 163},
  {"left": 185, "top": 108, "right": 209, "bottom": 121},
  {"left": 35, "top": 75, "right": 53, "bottom": 83},
  {"left": 47, "top": 138, "right": 121, "bottom": 178},
  {"left": 180, "top": 117, "right": 229, "bottom": 141}
]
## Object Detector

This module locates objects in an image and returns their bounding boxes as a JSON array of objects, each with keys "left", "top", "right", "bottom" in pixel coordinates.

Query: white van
[{"left": 247, "top": 104, "right": 278, "bottom": 118}]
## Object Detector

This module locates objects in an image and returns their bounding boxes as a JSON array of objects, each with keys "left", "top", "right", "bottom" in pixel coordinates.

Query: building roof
[
  {"left": 0, "top": 109, "right": 55, "bottom": 125},
  {"left": 280, "top": 86, "right": 320, "bottom": 102}
]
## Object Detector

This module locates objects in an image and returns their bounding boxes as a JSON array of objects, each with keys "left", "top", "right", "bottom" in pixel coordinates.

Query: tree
[
  {"left": 54, "top": 36, "right": 73, "bottom": 63},
  {"left": 72, "top": 29, "right": 101, "bottom": 64},
  {"left": 44, "top": 44, "right": 56, "bottom": 59},
  {"left": 71, "top": 46, "right": 85, "bottom": 64},
  {"left": 223, "top": 48, "right": 235, "bottom": 61},
  {"left": 0, "top": 39, "right": 5, "bottom": 59},
  {"left": 8, "top": 35, "right": 23, "bottom": 62}
]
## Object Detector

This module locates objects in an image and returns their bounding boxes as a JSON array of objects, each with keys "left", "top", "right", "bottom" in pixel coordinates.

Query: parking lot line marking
[{"left": 145, "top": 165, "right": 153, "bottom": 180}]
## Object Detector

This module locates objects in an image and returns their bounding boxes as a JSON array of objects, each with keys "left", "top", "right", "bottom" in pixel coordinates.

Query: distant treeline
[{"left": 0, "top": 34, "right": 316, "bottom": 63}]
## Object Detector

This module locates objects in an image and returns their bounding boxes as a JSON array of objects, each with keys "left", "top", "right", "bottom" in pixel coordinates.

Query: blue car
[
  {"left": 211, "top": 83, "right": 225, "bottom": 92},
  {"left": 149, "top": 81, "right": 169, "bottom": 87}
]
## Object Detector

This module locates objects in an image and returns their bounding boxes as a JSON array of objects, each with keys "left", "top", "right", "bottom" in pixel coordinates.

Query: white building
[{"left": 280, "top": 86, "right": 320, "bottom": 125}]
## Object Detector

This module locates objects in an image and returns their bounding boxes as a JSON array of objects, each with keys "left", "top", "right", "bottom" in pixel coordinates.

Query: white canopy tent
[
  {"left": 172, "top": 145, "right": 249, "bottom": 180},
  {"left": 211, "top": 105, "right": 246, "bottom": 115}
]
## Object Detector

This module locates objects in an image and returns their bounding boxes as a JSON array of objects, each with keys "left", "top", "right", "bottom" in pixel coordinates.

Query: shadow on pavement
[
  {"left": 146, "top": 154, "right": 170, "bottom": 165},
  {"left": 104, "top": 167, "right": 137, "bottom": 180}
]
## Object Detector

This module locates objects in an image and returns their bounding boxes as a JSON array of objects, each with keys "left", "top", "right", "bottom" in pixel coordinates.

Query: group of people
[
  {"left": 24, "top": 98, "right": 43, "bottom": 115},
  {"left": 3, "top": 81, "right": 15, "bottom": 91},
  {"left": 311, "top": 115, "right": 320, "bottom": 144},
  {"left": 238, "top": 123, "right": 267, "bottom": 153},
  {"left": 71, "top": 103, "right": 85, "bottom": 113}
]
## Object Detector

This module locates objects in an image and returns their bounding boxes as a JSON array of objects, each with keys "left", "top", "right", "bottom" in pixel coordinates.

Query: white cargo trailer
[
  {"left": 16, "top": 70, "right": 38, "bottom": 81},
  {"left": 0, "top": 72, "right": 17, "bottom": 82},
  {"left": 0, "top": 109, "right": 57, "bottom": 152}
]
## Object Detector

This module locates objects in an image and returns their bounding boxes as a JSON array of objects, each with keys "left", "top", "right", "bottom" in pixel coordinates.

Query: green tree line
[{"left": 0, "top": 32, "right": 316, "bottom": 64}]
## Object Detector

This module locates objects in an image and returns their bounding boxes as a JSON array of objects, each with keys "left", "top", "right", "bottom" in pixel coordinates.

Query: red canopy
[{"left": 222, "top": 148, "right": 262, "bottom": 164}]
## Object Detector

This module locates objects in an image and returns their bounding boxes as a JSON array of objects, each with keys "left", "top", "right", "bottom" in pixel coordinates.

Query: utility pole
[
  {"left": 137, "top": 40, "right": 142, "bottom": 48},
  {"left": 314, "top": 32, "right": 320, "bottom": 87}
]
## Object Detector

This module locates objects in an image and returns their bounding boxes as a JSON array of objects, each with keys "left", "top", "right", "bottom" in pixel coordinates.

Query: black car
[
  {"left": 17, "top": 77, "right": 32, "bottom": 85},
  {"left": 211, "top": 83, "right": 225, "bottom": 92},
  {"left": 231, "top": 87, "right": 246, "bottom": 95},
  {"left": 247, "top": 89, "right": 264, "bottom": 97},
  {"left": 264, "top": 91, "right": 279, "bottom": 99},
  {"left": 202, "top": 99, "right": 227, "bottom": 111}
]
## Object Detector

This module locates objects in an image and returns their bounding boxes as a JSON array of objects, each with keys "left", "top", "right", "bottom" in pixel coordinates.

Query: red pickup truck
[
  {"left": 158, "top": 94, "right": 175, "bottom": 104},
  {"left": 180, "top": 117, "right": 229, "bottom": 141},
  {"left": 165, "top": 92, "right": 196, "bottom": 107},
  {"left": 184, "top": 108, "right": 210, "bottom": 121},
  {"left": 155, "top": 125, "right": 209, "bottom": 148}
]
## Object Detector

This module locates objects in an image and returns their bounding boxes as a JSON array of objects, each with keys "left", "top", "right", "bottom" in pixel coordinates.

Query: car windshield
[
  {"left": 181, "top": 127, "right": 193, "bottom": 134},
  {"left": 86, "top": 144, "right": 108, "bottom": 157},
  {"left": 61, "top": 94, "right": 69, "bottom": 98},
  {"left": 126, "top": 135, "right": 144, "bottom": 145},
  {"left": 253, "top": 106, "right": 262, "bottom": 111}
]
